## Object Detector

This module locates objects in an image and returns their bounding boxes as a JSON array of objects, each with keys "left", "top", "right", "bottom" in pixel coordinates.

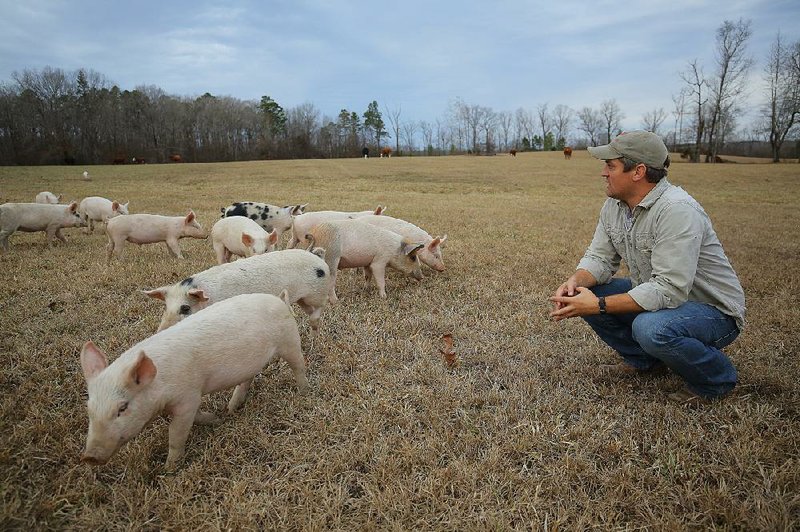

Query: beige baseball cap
[{"left": 588, "top": 130, "right": 669, "bottom": 169}]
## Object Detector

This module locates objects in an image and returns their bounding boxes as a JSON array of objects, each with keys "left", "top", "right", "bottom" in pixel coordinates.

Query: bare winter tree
[
  {"left": 642, "top": 108, "right": 668, "bottom": 135},
  {"left": 419, "top": 120, "right": 433, "bottom": 154},
  {"left": 680, "top": 59, "right": 708, "bottom": 163},
  {"left": 435, "top": 118, "right": 449, "bottom": 153},
  {"left": 401, "top": 120, "right": 418, "bottom": 153},
  {"left": 497, "top": 111, "right": 513, "bottom": 151},
  {"left": 552, "top": 104, "right": 574, "bottom": 147},
  {"left": 762, "top": 33, "right": 800, "bottom": 162},
  {"left": 454, "top": 99, "right": 487, "bottom": 153},
  {"left": 536, "top": 103, "right": 552, "bottom": 150},
  {"left": 671, "top": 90, "right": 689, "bottom": 151},
  {"left": 384, "top": 104, "right": 402, "bottom": 154},
  {"left": 514, "top": 107, "right": 534, "bottom": 150},
  {"left": 706, "top": 19, "right": 753, "bottom": 162},
  {"left": 577, "top": 106, "right": 603, "bottom": 147},
  {"left": 600, "top": 99, "right": 625, "bottom": 144},
  {"left": 478, "top": 107, "right": 497, "bottom": 153}
]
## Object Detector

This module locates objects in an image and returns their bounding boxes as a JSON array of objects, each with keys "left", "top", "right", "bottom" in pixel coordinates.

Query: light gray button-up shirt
[{"left": 577, "top": 178, "right": 746, "bottom": 330}]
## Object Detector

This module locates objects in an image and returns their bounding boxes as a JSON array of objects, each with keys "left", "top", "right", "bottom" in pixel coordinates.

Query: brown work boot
[
  {"left": 667, "top": 387, "right": 713, "bottom": 406},
  {"left": 598, "top": 363, "right": 667, "bottom": 376}
]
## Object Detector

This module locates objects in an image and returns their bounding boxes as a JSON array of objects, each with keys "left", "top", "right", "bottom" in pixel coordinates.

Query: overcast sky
[{"left": 1, "top": 0, "right": 798, "bottom": 135}]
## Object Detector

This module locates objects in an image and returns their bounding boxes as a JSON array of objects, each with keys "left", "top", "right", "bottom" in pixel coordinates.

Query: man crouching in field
[{"left": 549, "top": 131, "right": 745, "bottom": 405}]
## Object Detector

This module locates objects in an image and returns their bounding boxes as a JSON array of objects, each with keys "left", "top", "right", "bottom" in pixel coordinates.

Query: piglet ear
[
  {"left": 428, "top": 238, "right": 441, "bottom": 252},
  {"left": 268, "top": 229, "right": 279, "bottom": 245},
  {"left": 57, "top": 194, "right": 63, "bottom": 202},
  {"left": 188, "top": 288, "right": 210, "bottom": 302},
  {"left": 141, "top": 287, "right": 167, "bottom": 301},
  {"left": 241, "top": 233, "right": 254, "bottom": 247},
  {"left": 374, "top": 205, "right": 386, "bottom": 215},
  {"left": 403, "top": 243, "right": 424, "bottom": 257},
  {"left": 438, "top": 234, "right": 448, "bottom": 247},
  {"left": 185, "top": 211, "right": 196, "bottom": 224},
  {"left": 128, "top": 351, "right": 157, "bottom": 387},
  {"left": 69, "top": 202, "right": 79, "bottom": 212},
  {"left": 112, "top": 201, "right": 120, "bottom": 211},
  {"left": 80, "top": 341, "right": 108, "bottom": 382}
]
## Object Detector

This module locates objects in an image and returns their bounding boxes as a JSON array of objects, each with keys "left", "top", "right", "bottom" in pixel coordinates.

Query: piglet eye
[
  {"left": 118, "top": 402, "right": 128, "bottom": 416},
  {"left": 179, "top": 305, "right": 191, "bottom": 315}
]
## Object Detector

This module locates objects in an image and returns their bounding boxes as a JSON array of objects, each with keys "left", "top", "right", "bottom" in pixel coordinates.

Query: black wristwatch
[{"left": 598, "top": 297, "right": 607, "bottom": 314}]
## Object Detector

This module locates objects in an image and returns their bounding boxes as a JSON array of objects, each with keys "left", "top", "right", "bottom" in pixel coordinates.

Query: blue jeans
[{"left": 583, "top": 278, "right": 739, "bottom": 399}]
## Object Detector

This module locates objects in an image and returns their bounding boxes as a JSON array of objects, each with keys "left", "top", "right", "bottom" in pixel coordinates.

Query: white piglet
[
  {"left": 105, "top": 211, "right": 207, "bottom": 262},
  {"left": 307, "top": 218, "right": 423, "bottom": 303},
  {"left": 144, "top": 248, "right": 330, "bottom": 333},
  {"left": 79, "top": 292, "right": 309, "bottom": 470},
  {"left": 288, "top": 205, "right": 386, "bottom": 248},
  {"left": 79, "top": 196, "right": 129, "bottom": 233},
  {"left": 34, "top": 191, "right": 62, "bottom": 204},
  {"left": 357, "top": 215, "right": 448, "bottom": 272},
  {"left": 0, "top": 202, "right": 85, "bottom": 251},
  {"left": 211, "top": 216, "right": 278, "bottom": 264}
]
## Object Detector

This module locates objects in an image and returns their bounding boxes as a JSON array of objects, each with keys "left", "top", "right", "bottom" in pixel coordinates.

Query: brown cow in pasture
[
  {"left": 169, "top": 154, "right": 183, "bottom": 163},
  {"left": 381, "top": 147, "right": 392, "bottom": 158},
  {"left": 112, "top": 157, "right": 126, "bottom": 165},
  {"left": 509, "top": 149, "right": 517, "bottom": 157},
  {"left": 563, "top": 147, "right": 573, "bottom": 159}
]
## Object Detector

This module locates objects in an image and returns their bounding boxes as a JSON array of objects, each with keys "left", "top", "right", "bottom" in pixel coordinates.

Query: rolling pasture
[{"left": 1, "top": 152, "right": 798, "bottom": 529}]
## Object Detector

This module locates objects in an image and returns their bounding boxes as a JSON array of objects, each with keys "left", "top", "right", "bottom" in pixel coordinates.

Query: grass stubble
[{"left": 0, "top": 152, "right": 798, "bottom": 530}]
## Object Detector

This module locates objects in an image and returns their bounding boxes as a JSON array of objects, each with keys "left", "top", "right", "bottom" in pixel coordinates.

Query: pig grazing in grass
[
  {"left": 357, "top": 215, "right": 448, "bottom": 272},
  {"left": 288, "top": 205, "right": 386, "bottom": 248},
  {"left": 211, "top": 216, "right": 278, "bottom": 264},
  {"left": 105, "top": 211, "right": 207, "bottom": 263},
  {"left": 80, "top": 292, "right": 310, "bottom": 470},
  {"left": 34, "top": 191, "right": 62, "bottom": 204},
  {"left": 307, "top": 218, "right": 423, "bottom": 303},
  {"left": 0, "top": 202, "right": 85, "bottom": 251},
  {"left": 220, "top": 202, "right": 306, "bottom": 245},
  {"left": 79, "top": 196, "right": 130, "bottom": 233},
  {"left": 144, "top": 248, "right": 330, "bottom": 333}
]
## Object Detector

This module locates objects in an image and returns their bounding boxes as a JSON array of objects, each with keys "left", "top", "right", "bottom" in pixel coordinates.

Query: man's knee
[{"left": 632, "top": 312, "right": 682, "bottom": 356}]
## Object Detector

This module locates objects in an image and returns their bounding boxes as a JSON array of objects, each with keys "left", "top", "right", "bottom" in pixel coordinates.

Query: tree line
[{"left": 0, "top": 20, "right": 797, "bottom": 166}]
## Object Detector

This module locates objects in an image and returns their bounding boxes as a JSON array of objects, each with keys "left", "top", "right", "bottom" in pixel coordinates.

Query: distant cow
[
  {"left": 509, "top": 149, "right": 517, "bottom": 157},
  {"left": 112, "top": 157, "right": 126, "bottom": 165},
  {"left": 380, "top": 147, "right": 392, "bottom": 158},
  {"left": 169, "top": 154, "right": 183, "bottom": 163},
  {"left": 563, "top": 147, "right": 573, "bottom": 160},
  {"left": 362, "top": 147, "right": 369, "bottom": 159}
]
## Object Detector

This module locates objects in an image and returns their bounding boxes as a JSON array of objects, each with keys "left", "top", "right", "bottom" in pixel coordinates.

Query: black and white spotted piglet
[{"left": 219, "top": 202, "right": 306, "bottom": 245}]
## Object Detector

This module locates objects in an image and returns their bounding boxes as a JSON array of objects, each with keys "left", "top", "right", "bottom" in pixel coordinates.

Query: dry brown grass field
[{"left": 1, "top": 151, "right": 799, "bottom": 530}]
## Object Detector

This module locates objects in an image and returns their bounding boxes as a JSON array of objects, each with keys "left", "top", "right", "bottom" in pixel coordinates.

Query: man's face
[{"left": 602, "top": 158, "right": 638, "bottom": 201}]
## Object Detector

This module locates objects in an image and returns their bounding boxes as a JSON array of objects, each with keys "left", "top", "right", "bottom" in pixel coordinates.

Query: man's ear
[{"left": 633, "top": 163, "right": 647, "bottom": 181}]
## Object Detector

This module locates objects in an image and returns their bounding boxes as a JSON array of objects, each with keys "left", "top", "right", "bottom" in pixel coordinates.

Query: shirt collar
[{"left": 615, "top": 178, "right": 672, "bottom": 211}]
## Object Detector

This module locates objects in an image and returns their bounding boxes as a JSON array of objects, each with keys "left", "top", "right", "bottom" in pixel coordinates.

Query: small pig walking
[
  {"left": 0, "top": 202, "right": 86, "bottom": 251},
  {"left": 79, "top": 292, "right": 309, "bottom": 470},
  {"left": 288, "top": 205, "right": 386, "bottom": 248},
  {"left": 105, "top": 211, "right": 207, "bottom": 262},
  {"left": 211, "top": 216, "right": 278, "bottom": 264},
  {"left": 307, "top": 219, "right": 423, "bottom": 303},
  {"left": 34, "top": 191, "right": 62, "bottom": 204},
  {"left": 144, "top": 248, "right": 330, "bottom": 333},
  {"left": 79, "top": 196, "right": 129, "bottom": 233}
]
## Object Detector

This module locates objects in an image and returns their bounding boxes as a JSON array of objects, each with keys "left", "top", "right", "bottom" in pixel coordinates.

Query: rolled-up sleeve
[
  {"left": 628, "top": 202, "right": 704, "bottom": 311},
  {"left": 577, "top": 211, "right": 620, "bottom": 285}
]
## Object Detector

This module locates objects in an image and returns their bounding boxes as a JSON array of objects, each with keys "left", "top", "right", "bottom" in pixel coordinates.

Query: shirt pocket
[{"left": 635, "top": 232, "right": 655, "bottom": 253}]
